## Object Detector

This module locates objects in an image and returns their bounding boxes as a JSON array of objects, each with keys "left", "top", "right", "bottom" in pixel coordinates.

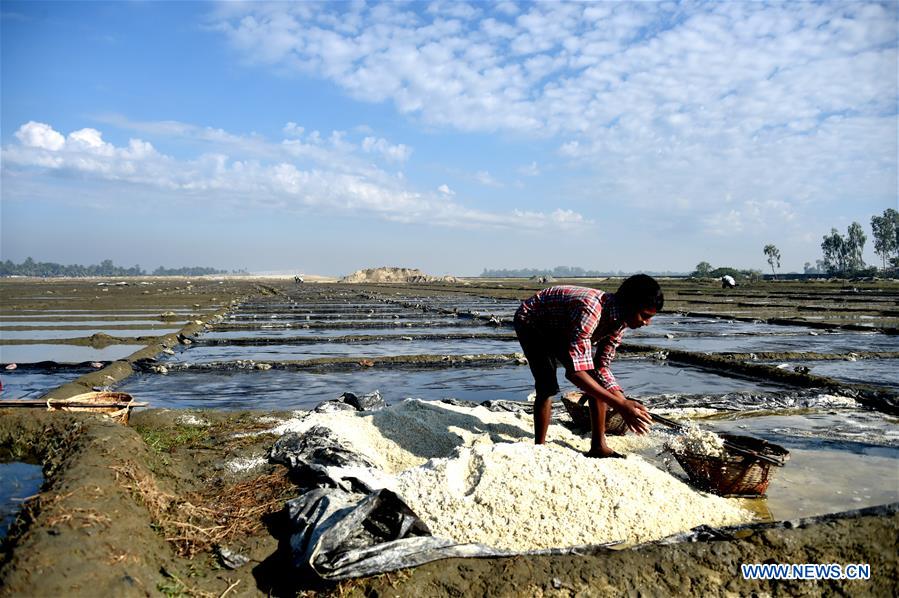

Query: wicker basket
[
  {"left": 560, "top": 393, "right": 627, "bottom": 435},
  {"left": 48, "top": 391, "right": 138, "bottom": 425},
  {"left": 671, "top": 434, "right": 790, "bottom": 497}
]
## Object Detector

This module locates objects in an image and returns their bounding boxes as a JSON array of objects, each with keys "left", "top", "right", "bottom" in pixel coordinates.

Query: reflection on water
[
  {"left": 1, "top": 329, "right": 179, "bottom": 341},
  {"left": 168, "top": 338, "right": 522, "bottom": 362},
  {"left": 780, "top": 359, "right": 899, "bottom": 390},
  {"left": 630, "top": 315, "right": 815, "bottom": 338},
  {"left": 703, "top": 417, "right": 899, "bottom": 520},
  {"left": 0, "top": 344, "right": 145, "bottom": 364},
  {"left": 0, "top": 319, "right": 183, "bottom": 327},
  {"left": 626, "top": 412, "right": 899, "bottom": 522},
  {"left": 0, "top": 369, "right": 89, "bottom": 399},
  {"left": 201, "top": 325, "right": 495, "bottom": 340},
  {"left": 634, "top": 331, "right": 899, "bottom": 353},
  {"left": 119, "top": 360, "right": 785, "bottom": 410},
  {"left": 0, "top": 461, "right": 43, "bottom": 540}
]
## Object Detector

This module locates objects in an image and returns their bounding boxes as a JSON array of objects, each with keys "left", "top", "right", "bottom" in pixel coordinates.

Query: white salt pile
[
  {"left": 392, "top": 443, "right": 751, "bottom": 550},
  {"left": 665, "top": 422, "right": 726, "bottom": 458},
  {"left": 264, "top": 399, "right": 655, "bottom": 474},
  {"left": 224, "top": 455, "right": 267, "bottom": 473},
  {"left": 174, "top": 414, "right": 209, "bottom": 427},
  {"left": 263, "top": 400, "right": 753, "bottom": 550}
]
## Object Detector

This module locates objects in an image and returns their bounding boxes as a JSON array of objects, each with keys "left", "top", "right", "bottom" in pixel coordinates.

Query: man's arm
[{"left": 565, "top": 370, "right": 651, "bottom": 434}]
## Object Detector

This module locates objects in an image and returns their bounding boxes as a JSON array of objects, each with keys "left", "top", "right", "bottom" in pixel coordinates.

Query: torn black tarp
[
  {"left": 313, "top": 390, "right": 386, "bottom": 413},
  {"left": 269, "top": 427, "right": 386, "bottom": 492},
  {"left": 286, "top": 486, "right": 509, "bottom": 579}
]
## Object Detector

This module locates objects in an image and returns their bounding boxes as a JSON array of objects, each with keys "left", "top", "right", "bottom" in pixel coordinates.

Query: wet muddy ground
[{"left": 0, "top": 276, "right": 897, "bottom": 596}]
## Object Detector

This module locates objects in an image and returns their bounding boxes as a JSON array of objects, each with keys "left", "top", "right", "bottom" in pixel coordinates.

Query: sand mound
[
  {"left": 339, "top": 266, "right": 457, "bottom": 283},
  {"left": 267, "top": 400, "right": 752, "bottom": 549}
]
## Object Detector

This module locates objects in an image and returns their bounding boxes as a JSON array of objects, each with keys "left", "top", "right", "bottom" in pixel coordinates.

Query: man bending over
[{"left": 514, "top": 275, "right": 662, "bottom": 458}]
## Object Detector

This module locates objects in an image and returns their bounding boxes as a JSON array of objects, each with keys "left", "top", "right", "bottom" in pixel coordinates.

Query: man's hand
[{"left": 619, "top": 399, "right": 652, "bottom": 435}]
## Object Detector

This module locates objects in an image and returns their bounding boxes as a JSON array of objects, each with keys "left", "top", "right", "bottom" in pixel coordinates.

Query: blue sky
[{"left": 1, "top": 1, "right": 896, "bottom": 276}]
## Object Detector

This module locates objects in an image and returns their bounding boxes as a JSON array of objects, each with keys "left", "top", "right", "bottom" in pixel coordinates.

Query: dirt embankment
[
  {"left": 0, "top": 411, "right": 172, "bottom": 596},
  {"left": 0, "top": 409, "right": 295, "bottom": 597},
  {"left": 348, "top": 508, "right": 898, "bottom": 597}
]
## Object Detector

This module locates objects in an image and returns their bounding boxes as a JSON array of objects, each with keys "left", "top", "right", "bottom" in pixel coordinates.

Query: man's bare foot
[{"left": 585, "top": 449, "right": 625, "bottom": 459}]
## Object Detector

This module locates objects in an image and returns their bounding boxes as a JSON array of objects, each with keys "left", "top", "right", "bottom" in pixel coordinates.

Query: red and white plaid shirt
[{"left": 515, "top": 285, "right": 626, "bottom": 391}]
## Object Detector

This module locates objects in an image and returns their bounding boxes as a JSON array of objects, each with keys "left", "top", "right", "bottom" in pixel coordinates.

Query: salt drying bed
[
  {"left": 0, "top": 344, "right": 145, "bottom": 364},
  {"left": 200, "top": 325, "right": 500, "bottom": 340},
  {"left": 165, "top": 338, "right": 521, "bottom": 362},
  {"left": 119, "top": 360, "right": 785, "bottom": 410},
  {"left": 636, "top": 330, "right": 899, "bottom": 353},
  {"left": 219, "top": 316, "right": 467, "bottom": 327},
  {"left": 0, "top": 328, "right": 180, "bottom": 341},
  {"left": 629, "top": 314, "right": 818, "bottom": 337},
  {"left": 767, "top": 358, "right": 899, "bottom": 390},
  {"left": 225, "top": 314, "right": 466, "bottom": 324},
  {"left": 0, "top": 319, "right": 181, "bottom": 327},
  {"left": 0, "top": 369, "right": 90, "bottom": 400}
]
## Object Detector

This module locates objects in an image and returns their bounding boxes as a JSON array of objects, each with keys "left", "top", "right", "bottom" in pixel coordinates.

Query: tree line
[
  {"left": 0, "top": 258, "right": 235, "bottom": 277},
  {"left": 692, "top": 209, "right": 898, "bottom": 280},
  {"left": 481, "top": 266, "right": 684, "bottom": 278},
  {"left": 810, "top": 208, "right": 898, "bottom": 276},
  {"left": 691, "top": 262, "right": 762, "bottom": 282}
]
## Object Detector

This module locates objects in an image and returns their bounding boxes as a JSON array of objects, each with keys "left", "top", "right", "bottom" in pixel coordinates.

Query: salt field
[
  {"left": 0, "top": 344, "right": 147, "bottom": 364},
  {"left": 632, "top": 330, "right": 899, "bottom": 353},
  {"left": 0, "top": 369, "right": 91, "bottom": 400},
  {"left": 1, "top": 328, "right": 181, "bottom": 340},
  {"left": 119, "top": 359, "right": 786, "bottom": 410},
  {"left": 1, "top": 277, "right": 897, "bottom": 595}
]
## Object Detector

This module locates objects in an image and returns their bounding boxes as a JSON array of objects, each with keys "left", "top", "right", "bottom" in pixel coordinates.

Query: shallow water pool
[
  {"left": 634, "top": 331, "right": 899, "bottom": 353},
  {"left": 200, "top": 325, "right": 495, "bottom": 340},
  {"left": 701, "top": 415, "right": 899, "bottom": 520},
  {"left": 1, "top": 329, "right": 180, "bottom": 341},
  {"left": 0, "top": 369, "right": 90, "bottom": 399},
  {"left": 0, "top": 461, "right": 43, "bottom": 540},
  {"left": 169, "top": 338, "right": 523, "bottom": 362},
  {"left": 771, "top": 359, "right": 899, "bottom": 390},
  {"left": 0, "top": 344, "right": 145, "bottom": 364},
  {"left": 119, "top": 360, "right": 787, "bottom": 410}
]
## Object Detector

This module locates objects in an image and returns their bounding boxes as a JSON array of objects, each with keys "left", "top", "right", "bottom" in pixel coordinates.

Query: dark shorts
[{"left": 514, "top": 319, "right": 575, "bottom": 398}]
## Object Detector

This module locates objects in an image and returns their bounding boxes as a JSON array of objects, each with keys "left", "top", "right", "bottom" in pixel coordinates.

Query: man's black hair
[{"left": 615, "top": 274, "right": 664, "bottom": 313}]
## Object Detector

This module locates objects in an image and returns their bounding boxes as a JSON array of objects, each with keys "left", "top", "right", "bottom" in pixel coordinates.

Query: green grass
[{"left": 137, "top": 425, "right": 210, "bottom": 453}]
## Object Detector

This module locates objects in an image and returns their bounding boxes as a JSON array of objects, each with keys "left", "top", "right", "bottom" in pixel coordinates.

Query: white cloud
[
  {"left": 15, "top": 121, "right": 65, "bottom": 151},
  {"left": 67, "top": 128, "right": 114, "bottom": 155},
  {"left": 518, "top": 161, "right": 540, "bottom": 176},
  {"left": 2, "top": 120, "right": 588, "bottom": 233},
  {"left": 283, "top": 122, "right": 304, "bottom": 137},
  {"left": 361, "top": 136, "right": 412, "bottom": 162},
  {"left": 207, "top": 1, "right": 897, "bottom": 235},
  {"left": 475, "top": 170, "right": 500, "bottom": 187}
]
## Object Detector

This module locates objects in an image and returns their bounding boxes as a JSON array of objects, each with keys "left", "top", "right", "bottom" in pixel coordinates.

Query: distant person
[
  {"left": 721, "top": 275, "right": 736, "bottom": 289},
  {"left": 514, "top": 275, "right": 662, "bottom": 458}
]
